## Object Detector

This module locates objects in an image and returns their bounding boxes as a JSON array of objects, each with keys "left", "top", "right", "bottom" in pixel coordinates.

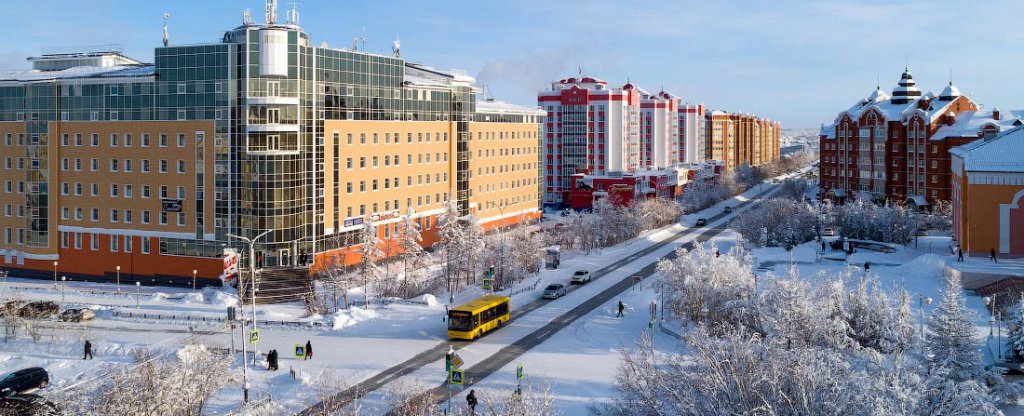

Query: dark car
[
  {"left": 695, "top": 218, "right": 707, "bottom": 226},
  {"left": 723, "top": 206, "right": 733, "bottom": 214},
  {"left": 59, "top": 308, "right": 96, "bottom": 323},
  {"left": 0, "top": 368, "right": 49, "bottom": 398},
  {"left": 0, "top": 394, "right": 62, "bottom": 415}
]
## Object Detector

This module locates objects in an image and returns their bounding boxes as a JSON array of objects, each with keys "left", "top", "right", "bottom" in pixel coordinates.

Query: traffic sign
[
  {"left": 482, "top": 277, "right": 492, "bottom": 290},
  {"left": 249, "top": 329, "right": 260, "bottom": 344},
  {"left": 294, "top": 344, "right": 306, "bottom": 358},
  {"left": 451, "top": 353, "right": 464, "bottom": 370},
  {"left": 450, "top": 369, "right": 465, "bottom": 386},
  {"left": 516, "top": 363, "right": 524, "bottom": 381}
]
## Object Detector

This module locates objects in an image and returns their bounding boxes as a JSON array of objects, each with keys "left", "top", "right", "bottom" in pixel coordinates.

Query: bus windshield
[{"left": 448, "top": 311, "right": 473, "bottom": 332}]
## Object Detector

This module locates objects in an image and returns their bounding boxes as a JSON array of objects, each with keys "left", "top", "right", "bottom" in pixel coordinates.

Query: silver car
[
  {"left": 542, "top": 284, "right": 566, "bottom": 299},
  {"left": 571, "top": 270, "right": 592, "bottom": 284}
]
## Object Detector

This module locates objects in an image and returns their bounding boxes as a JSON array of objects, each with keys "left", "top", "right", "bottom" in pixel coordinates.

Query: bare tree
[
  {"left": 359, "top": 219, "right": 384, "bottom": 309},
  {"left": 384, "top": 379, "right": 442, "bottom": 416}
]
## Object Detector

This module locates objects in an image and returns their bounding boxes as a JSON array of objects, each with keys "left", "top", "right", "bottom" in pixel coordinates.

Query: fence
[{"left": 109, "top": 309, "right": 323, "bottom": 327}]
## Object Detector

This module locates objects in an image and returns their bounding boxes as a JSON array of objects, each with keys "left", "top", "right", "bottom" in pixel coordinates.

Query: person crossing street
[{"left": 617, "top": 301, "right": 625, "bottom": 317}]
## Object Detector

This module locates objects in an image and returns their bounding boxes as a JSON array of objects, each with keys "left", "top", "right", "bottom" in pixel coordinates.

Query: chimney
[
  {"left": 993, "top": 107, "right": 1001, "bottom": 120},
  {"left": 946, "top": 112, "right": 955, "bottom": 126}
]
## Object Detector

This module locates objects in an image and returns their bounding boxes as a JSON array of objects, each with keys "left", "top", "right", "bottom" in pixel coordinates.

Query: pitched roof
[{"left": 951, "top": 125, "right": 1024, "bottom": 172}]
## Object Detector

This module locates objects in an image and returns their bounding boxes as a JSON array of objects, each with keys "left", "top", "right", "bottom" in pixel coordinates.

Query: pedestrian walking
[
  {"left": 466, "top": 389, "right": 478, "bottom": 415},
  {"left": 83, "top": 340, "right": 93, "bottom": 360},
  {"left": 305, "top": 340, "right": 313, "bottom": 360},
  {"left": 715, "top": 249, "right": 720, "bottom": 258},
  {"left": 957, "top": 246, "right": 964, "bottom": 262},
  {"left": 992, "top": 248, "right": 998, "bottom": 263},
  {"left": 617, "top": 301, "right": 625, "bottom": 317},
  {"left": 821, "top": 241, "right": 826, "bottom": 253},
  {"left": 864, "top": 262, "right": 870, "bottom": 272}
]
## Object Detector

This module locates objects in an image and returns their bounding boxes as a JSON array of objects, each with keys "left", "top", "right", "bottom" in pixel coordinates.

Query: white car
[
  {"left": 823, "top": 227, "right": 836, "bottom": 237},
  {"left": 571, "top": 270, "right": 592, "bottom": 284}
]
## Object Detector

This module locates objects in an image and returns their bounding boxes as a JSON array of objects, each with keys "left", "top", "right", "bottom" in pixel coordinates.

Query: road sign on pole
[
  {"left": 451, "top": 353, "right": 464, "bottom": 370},
  {"left": 293, "top": 344, "right": 305, "bottom": 358},
  {"left": 516, "top": 363, "right": 524, "bottom": 381},
  {"left": 249, "top": 329, "right": 260, "bottom": 344},
  {"left": 449, "top": 369, "right": 465, "bottom": 387}
]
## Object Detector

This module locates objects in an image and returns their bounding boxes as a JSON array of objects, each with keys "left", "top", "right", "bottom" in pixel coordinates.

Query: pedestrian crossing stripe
[{"left": 450, "top": 369, "right": 465, "bottom": 385}]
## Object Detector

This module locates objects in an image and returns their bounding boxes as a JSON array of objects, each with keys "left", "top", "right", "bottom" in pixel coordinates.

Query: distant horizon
[{"left": 3, "top": 1, "right": 1024, "bottom": 127}]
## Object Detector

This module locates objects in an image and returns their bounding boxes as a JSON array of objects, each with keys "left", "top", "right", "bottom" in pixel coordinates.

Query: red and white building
[{"left": 679, "top": 103, "right": 706, "bottom": 164}]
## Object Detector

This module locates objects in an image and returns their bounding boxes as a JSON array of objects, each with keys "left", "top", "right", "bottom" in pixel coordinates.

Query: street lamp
[
  {"left": 60, "top": 276, "right": 66, "bottom": 304},
  {"left": 228, "top": 228, "right": 271, "bottom": 398},
  {"left": 115, "top": 265, "right": 121, "bottom": 293},
  {"left": 984, "top": 296, "right": 995, "bottom": 337},
  {"left": 192, "top": 269, "right": 198, "bottom": 292},
  {"left": 135, "top": 281, "right": 141, "bottom": 309},
  {"left": 52, "top": 261, "right": 58, "bottom": 289}
]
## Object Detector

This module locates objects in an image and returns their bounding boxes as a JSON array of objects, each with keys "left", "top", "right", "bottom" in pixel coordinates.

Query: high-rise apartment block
[
  {"left": 0, "top": 4, "right": 544, "bottom": 282},
  {"left": 539, "top": 75, "right": 779, "bottom": 206}
]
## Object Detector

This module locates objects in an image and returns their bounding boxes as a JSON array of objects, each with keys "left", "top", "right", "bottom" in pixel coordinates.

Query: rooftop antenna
[
  {"left": 286, "top": 1, "right": 299, "bottom": 26},
  {"left": 360, "top": 27, "right": 367, "bottom": 51},
  {"left": 242, "top": 8, "right": 253, "bottom": 26},
  {"left": 905, "top": 53, "right": 909, "bottom": 71},
  {"left": 949, "top": 68, "right": 953, "bottom": 85},
  {"left": 265, "top": 0, "right": 278, "bottom": 25},
  {"left": 577, "top": 60, "right": 582, "bottom": 76},
  {"left": 352, "top": 34, "right": 358, "bottom": 51},
  {"left": 392, "top": 36, "right": 400, "bottom": 58},
  {"left": 162, "top": 12, "right": 170, "bottom": 47}
]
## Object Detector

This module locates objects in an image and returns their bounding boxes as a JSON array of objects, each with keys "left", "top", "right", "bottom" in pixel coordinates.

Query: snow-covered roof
[
  {"left": 930, "top": 109, "right": 1024, "bottom": 141},
  {"left": 950, "top": 125, "right": 1024, "bottom": 172},
  {"left": 0, "top": 64, "right": 155, "bottom": 82},
  {"left": 939, "top": 83, "right": 962, "bottom": 100},
  {"left": 476, "top": 99, "right": 545, "bottom": 116}
]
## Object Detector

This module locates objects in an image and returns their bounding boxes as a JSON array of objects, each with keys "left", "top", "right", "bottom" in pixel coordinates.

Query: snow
[{"left": 951, "top": 125, "right": 1024, "bottom": 172}]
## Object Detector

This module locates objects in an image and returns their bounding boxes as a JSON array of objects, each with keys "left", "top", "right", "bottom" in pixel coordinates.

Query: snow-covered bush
[
  {"left": 657, "top": 242, "right": 756, "bottom": 326},
  {"left": 776, "top": 177, "right": 811, "bottom": 201},
  {"left": 733, "top": 198, "right": 818, "bottom": 249},
  {"left": 828, "top": 200, "right": 918, "bottom": 244}
]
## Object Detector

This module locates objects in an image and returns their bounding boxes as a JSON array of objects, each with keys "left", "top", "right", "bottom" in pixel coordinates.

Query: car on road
[
  {"left": 723, "top": 206, "right": 733, "bottom": 214},
  {"left": 570, "top": 270, "right": 592, "bottom": 284},
  {"left": 542, "top": 284, "right": 567, "bottom": 299},
  {"left": 822, "top": 227, "right": 836, "bottom": 237},
  {"left": 695, "top": 218, "right": 707, "bottom": 226},
  {"left": 59, "top": 308, "right": 96, "bottom": 323},
  {"left": 0, "top": 368, "right": 49, "bottom": 398}
]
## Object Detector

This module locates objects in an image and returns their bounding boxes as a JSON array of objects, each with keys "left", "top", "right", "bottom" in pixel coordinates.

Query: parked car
[
  {"left": 695, "top": 218, "right": 707, "bottom": 226},
  {"left": 723, "top": 206, "right": 734, "bottom": 214},
  {"left": 0, "top": 394, "right": 62, "bottom": 415},
  {"left": 0, "top": 368, "right": 49, "bottom": 398},
  {"left": 542, "top": 284, "right": 567, "bottom": 299},
  {"left": 570, "top": 270, "right": 592, "bottom": 284},
  {"left": 823, "top": 227, "right": 836, "bottom": 237},
  {"left": 17, "top": 302, "right": 59, "bottom": 319},
  {"left": 59, "top": 308, "right": 96, "bottom": 323}
]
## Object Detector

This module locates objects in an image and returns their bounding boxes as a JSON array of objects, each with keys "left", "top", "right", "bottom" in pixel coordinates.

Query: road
[{"left": 298, "top": 184, "right": 777, "bottom": 416}]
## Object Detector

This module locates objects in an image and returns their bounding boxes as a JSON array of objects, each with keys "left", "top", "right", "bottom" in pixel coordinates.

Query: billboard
[{"left": 223, "top": 248, "right": 239, "bottom": 284}]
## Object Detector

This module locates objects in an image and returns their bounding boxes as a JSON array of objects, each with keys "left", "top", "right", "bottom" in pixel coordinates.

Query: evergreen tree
[
  {"left": 359, "top": 219, "right": 384, "bottom": 309},
  {"left": 398, "top": 215, "right": 425, "bottom": 297},
  {"left": 1008, "top": 296, "right": 1024, "bottom": 360},
  {"left": 925, "top": 272, "right": 982, "bottom": 382}
]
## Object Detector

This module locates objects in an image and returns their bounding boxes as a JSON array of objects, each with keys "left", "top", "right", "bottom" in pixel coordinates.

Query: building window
[
  {"left": 177, "top": 160, "right": 186, "bottom": 173},
  {"left": 142, "top": 185, "right": 150, "bottom": 198},
  {"left": 160, "top": 186, "right": 168, "bottom": 198},
  {"left": 160, "top": 212, "right": 168, "bottom": 225},
  {"left": 142, "top": 210, "right": 150, "bottom": 224},
  {"left": 142, "top": 237, "right": 150, "bottom": 254},
  {"left": 159, "top": 134, "right": 168, "bottom": 147},
  {"left": 124, "top": 133, "right": 132, "bottom": 147},
  {"left": 160, "top": 160, "right": 168, "bottom": 173},
  {"left": 177, "top": 186, "right": 186, "bottom": 199},
  {"left": 91, "top": 134, "right": 99, "bottom": 146},
  {"left": 177, "top": 134, "right": 186, "bottom": 147},
  {"left": 110, "top": 184, "right": 119, "bottom": 197},
  {"left": 91, "top": 233, "right": 99, "bottom": 250},
  {"left": 142, "top": 133, "right": 150, "bottom": 147},
  {"left": 110, "top": 134, "right": 118, "bottom": 147},
  {"left": 177, "top": 212, "right": 185, "bottom": 226},
  {"left": 110, "top": 209, "right": 119, "bottom": 223},
  {"left": 142, "top": 160, "right": 150, "bottom": 173},
  {"left": 125, "top": 210, "right": 133, "bottom": 224},
  {"left": 110, "top": 159, "right": 119, "bottom": 172}
]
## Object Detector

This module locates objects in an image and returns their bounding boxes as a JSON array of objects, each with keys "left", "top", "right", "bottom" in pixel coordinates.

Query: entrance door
[{"left": 280, "top": 249, "right": 290, "bottom": 267}]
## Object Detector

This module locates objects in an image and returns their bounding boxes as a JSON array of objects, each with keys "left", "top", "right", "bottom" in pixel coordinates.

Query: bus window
[{"left": 449, "top": 311, "right": 473, "bottom": 331}]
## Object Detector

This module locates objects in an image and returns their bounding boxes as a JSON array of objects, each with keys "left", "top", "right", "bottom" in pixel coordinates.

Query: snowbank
[{"left": 329, "top": 308, "right": 380, "bottom": 330}]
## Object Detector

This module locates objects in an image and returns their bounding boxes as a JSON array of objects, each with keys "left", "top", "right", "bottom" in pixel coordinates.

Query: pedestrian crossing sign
[
  {"left": 294, "top": 344, "right": 305, "bottom": 358},
  {"left": 249, "top": 329, "right": 260, "bottom": 344},
  {"left": 450, "top": 369, "right": 465, "bottom": 386}
]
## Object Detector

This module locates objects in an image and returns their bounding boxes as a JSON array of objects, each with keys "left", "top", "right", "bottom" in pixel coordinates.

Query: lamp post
[
  {"left": 115, "top": 265, "right": 121, "bottom": 294},
  {"left": 228, "top": 230, "right": 271, "bottom": 367},
  {"left": 52, "top": 261, "right": 58, "bottom": 289},
  {"left": 135, "top": 281, "right": 141, "bottom": 309},
  {"left": 192, "top": 269, "right": 198, "bottom": 292},
  {"left": 60, "top": 276, "right": 66, "bottom": 304},
  {"left": 984, "top": 296, "right": 995, "bottom": 337}
]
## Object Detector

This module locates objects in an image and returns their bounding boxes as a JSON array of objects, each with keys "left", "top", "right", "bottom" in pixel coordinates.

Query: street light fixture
[
  {"left": 135, "top": 281, "right": 141, "bottom": 309},
  {"left": 918, "top": 295, "right": 932, "bottom": 348},
  {"left": 60, "top": 276, "right": 66, "bottom": 304},
  {"left": 115, "top": 265, "right": 121, "bottom": 294},
  {"left": 52, "top": 261, "right": 58, "bottom": 289},
  {"left": 227, "top": 227, "right": 271, "bottom": 401},
  {"left": 192, "top": 269, "right": 198, "bottom": 292},
  {"left": 984, "top": 296, "right": 995, "bottom": 337}
]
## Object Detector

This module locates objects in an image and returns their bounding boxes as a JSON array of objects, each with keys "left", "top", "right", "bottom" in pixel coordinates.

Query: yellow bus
[{"left": 447, "top": 295, "right": 511, "bottom": 340}]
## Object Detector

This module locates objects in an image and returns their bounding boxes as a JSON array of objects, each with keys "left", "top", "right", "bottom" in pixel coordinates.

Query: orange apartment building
[
  {"left": 705, "top": 110, "right": 781, "bottom": 172},
  {"left": 951, "top": 126, "right": 1024, "bottom": 258}
]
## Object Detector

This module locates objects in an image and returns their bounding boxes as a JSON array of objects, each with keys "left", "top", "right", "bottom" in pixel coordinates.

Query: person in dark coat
[
  {"left": 466, "top": 389, "right": 478, "bottom": 414},
  {"left": 617, "top": 301, "right": 625, "bottom": 317},
  {"left": 83, "top": 340, "right": 93, "bottom": 360},
  {"left": 957, "top": 246, "right": 964, "bottom": 262},
  {"left": 821, "top": 241, "right": 826, "bottom": 253},
  {"left": 991, "top": 248, "right": 998, "bottom": 263},
  {"left": 864, "top": 262, "right": 870, "bottom": 272},
  {"left": 305, "top": 340, "right": 313, "bottom": 360}
]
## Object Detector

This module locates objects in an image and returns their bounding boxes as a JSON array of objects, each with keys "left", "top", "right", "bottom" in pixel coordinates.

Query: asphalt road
[{"left": 298, "top": 186, "right": 775, "bottom": 416}]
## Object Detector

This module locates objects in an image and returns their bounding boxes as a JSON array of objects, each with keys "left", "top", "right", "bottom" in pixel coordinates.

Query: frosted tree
[
  {"left": 359, "top": 219, "right": 384, "bottom": 308},
  {"left": 433, "top": 200, "right": 463, "bottom": 296},
  {"left": 733, "top": 198, "right": 817, "bottom": 249},
  {"left": 398, "top": 215, "right": 425, "bottom": 297},
  {"left": 925, "top": 272, "right": 982, "bottom": 383},
  {"left": 1008, "top": 296, "right": 1024, "bottom": 360},
  {"left": 919, "top": 369, "right": 1001, "bottom": 416}
]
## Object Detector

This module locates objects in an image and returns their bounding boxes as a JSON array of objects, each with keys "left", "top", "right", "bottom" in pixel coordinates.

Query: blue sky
[{"left": 3, "top": 0, "right": 1024, "bottom": 128}]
